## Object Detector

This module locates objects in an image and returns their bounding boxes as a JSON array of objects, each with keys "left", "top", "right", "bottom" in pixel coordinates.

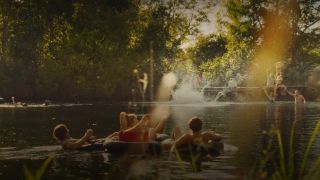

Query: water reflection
[{"left": 0, "top": 102, "right": 319, "bottom": 179}]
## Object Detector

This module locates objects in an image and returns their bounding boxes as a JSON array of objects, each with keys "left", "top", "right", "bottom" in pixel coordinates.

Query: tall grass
[
  {"left": 299, "top": 119, "right": 320, "bottom": 179},
  {"left": 254, "top": 119, "right": 320, "bottom": 180},
  {"left": 173, "top": 145, "right": 200, "bottom": 169},
  {"left": 24, "top": 156, "right": 53, "bottom": 180}
]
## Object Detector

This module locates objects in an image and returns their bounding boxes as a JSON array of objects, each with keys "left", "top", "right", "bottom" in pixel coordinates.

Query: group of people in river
[
  {"left": 263, "top": 62, "right": 306, "bottom": 104},
  {"left": 53, "top": 112, "right": 222, "bottom": 155},
  {"left": 263, "top": 85, "right": 306, "bottom": 104}
]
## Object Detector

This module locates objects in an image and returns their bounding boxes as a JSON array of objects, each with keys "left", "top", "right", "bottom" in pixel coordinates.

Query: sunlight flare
[{"left": 247, "top": 8, "right": 294, "bottom": 86}]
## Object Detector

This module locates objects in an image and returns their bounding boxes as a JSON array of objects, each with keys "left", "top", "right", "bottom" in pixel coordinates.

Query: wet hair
[
  {"left": 126, "top": 114, "right": 137, "bottom": 127},
  {"left": 188, "top": 117, "right": 202, "bottom": 132},
  {"left": 53, "top": 124, "right": 68, "bottom": 141}
]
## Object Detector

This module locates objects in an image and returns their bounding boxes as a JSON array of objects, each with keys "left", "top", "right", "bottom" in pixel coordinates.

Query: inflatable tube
[
  {"left": 79, "top": 143, "right": 105, "bottom": 151},
  {"left": 103, "top": 141, "right": 161, "bottom": 155},
  {"left": 79, "top": 141, "right": 162, "bottom": 156},
  {"left": 155, "top": 133, "right": 170, "bottom": 142},
  {"left": 171, "top": 141, "right": 224, "bottom": 160}
]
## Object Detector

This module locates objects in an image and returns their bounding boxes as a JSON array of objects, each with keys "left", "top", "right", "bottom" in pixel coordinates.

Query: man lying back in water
[{"left": 53, "top": 124, "right": 118, "bottom": 150}]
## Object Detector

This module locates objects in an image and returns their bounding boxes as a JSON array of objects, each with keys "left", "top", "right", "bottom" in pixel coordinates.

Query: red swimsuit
[{"left": 119, "top": 130, "right": 149, "bottom": 142}]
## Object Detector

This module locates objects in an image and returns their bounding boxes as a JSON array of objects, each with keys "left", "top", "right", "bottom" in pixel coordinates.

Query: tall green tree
[
  {"left": 201, "top": 0, "right": 320, "bottom": 84},
  {"left": 189, "top": 34, "right": 227, "bottom": 67},
  {"left": 0, "top": 0, "right": 214, "bottom": 101}
]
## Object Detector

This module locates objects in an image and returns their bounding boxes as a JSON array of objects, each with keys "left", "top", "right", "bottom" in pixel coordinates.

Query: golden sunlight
[{"left": 247, "top": 8, "right": 294, "bottom": 86}]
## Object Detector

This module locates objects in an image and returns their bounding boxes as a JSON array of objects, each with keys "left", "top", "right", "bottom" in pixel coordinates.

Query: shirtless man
[
  {"left": 53, "top": 124, "right": 118, "bottom": 150},
  {"left": 53, "top": 124, "right": 94, "bottom": 150},
  {"left": 170, "top": 117, "right": 221, "bottom": 151},
  {"left": 287, "top": 89, "right": 306, "bottom": 104}
]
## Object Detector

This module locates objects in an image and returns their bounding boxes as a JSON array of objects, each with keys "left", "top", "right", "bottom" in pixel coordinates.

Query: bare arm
[
  {"left": 119, "top": 112, "right": 127, "bottom": 131},
  {"left": 63, "top": 129, "right": 93, "bottom": 150},
  {"left": 287, "top": 90, "right": 295, "bottom": 96},
  {"left": 106, "top": 132, "right": 119, "bottom": 139},
  {"left": 172, "top": 134, "right": 191, "bottom": 149},
  {"left": 203, "top": 131, "right": 221, "bottom": 142},
  {"left": 153, "top": 118, "right": 166, "bottom": 134},
  {"left": 262, "top": 87, "right": 271, "bottom": 100},
  {"left": 148, "top": 118, "right": 167, "bottom": 141},
  {"left": 286, "top": 87, "right": 295, "bottom": 96},
  {"left": 123, "top": 116, "right": 146, "bottom": 132}
]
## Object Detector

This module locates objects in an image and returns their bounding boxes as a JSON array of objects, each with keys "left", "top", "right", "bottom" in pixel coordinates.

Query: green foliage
[
  {"left": 188, "top": 0, "right": 258, "bottom": 83},
  {"left": 200, "top": 39, "right": 252, "bottom": 84},
  {"left": 189, "top": 34, "right": 227, "bottom": 67},
  {"left": 0, "top": 0, "right": 212, "bottom": 101},
  {"left": 0, "top": 0, "right": 318, "bottom": 100},
  {"left": 252, "top": 120, "right": 320, "bottom": 180},
  {"left": 191, "top": 0, "right": 320, "bottom": 85}
]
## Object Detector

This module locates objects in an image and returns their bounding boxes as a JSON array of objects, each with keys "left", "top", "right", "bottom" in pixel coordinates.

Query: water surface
[{"left": 0, "top": 102, "right": 319, "bottom": 179}]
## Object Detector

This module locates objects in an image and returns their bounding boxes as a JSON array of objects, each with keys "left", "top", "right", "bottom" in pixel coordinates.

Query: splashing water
[
  {"left": 171, "top": 76, "right": 205, "bottom": 104},
  {"left": 156, "top": 72, "right": 178, "bottom": 101},
  {"left": 214, "top": 77, "right": 238, "bottom": 101},
  {"left": 151, "top": 72, "right": 207, "bottom": 129},
  {"left": 214, "top": 73, "right": 246, "bottom": 101}
]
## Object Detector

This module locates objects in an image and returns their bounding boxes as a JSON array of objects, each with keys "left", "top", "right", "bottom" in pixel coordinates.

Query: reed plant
[
  {"left": 23, "top": 155, "right": 53, "bottom": 180},
  {"left": 253, "top": 119, "right": 320, "bottom": 180},
  {"left": 172, "top": 145, "right": 202, "bottom": 177}
]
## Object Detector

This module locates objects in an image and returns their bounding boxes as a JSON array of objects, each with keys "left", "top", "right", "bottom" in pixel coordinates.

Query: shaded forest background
[{"left": 0, "top": 0, "right": 319, "bottom": 102}]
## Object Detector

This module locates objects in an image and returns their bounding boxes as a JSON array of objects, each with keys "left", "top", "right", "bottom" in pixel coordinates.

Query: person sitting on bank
[
  {"left": 170, "top": 117, "right": 221, "bottom": 151},
  {"left": 286, "top": 89, "right": 306, "bottom": 104},
  {"left": 53, "top": 124, "right": 118, "bottom": 150}
]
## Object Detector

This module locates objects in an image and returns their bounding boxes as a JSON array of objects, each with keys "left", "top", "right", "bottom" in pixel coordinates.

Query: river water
[{"left": 0, "top": 102, "right": 319, "bottom": 179}]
